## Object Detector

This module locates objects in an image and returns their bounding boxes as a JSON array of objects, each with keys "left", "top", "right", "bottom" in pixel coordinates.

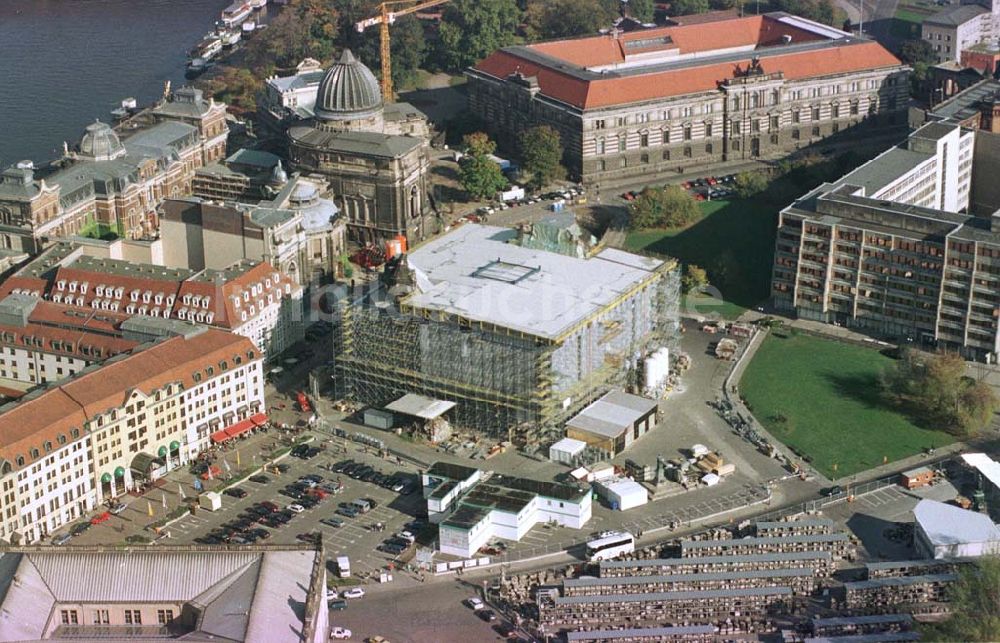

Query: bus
[{"left": 586, "top": 531, "right": 635, "bottom": 562}]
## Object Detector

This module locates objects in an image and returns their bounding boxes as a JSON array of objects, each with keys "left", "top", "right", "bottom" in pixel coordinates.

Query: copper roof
[{"left": 0, "top": 329, "right": 258, "bottom": 470}]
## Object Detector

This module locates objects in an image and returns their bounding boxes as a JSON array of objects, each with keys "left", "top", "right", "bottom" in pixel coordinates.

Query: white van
[{"left": 336, "top": 555, "right": 351, "bottom": 578}]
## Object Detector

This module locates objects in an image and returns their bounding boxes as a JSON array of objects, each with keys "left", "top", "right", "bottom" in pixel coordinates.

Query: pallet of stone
[
  {"left": 756, "top": 517, "right": 835, "bottom": 537},
  {"left": 562, "top": 567, "right": 815, "bottom": 596},
  {"left": 862, "top": 558, "right": 971, "bottom": 579},
  {"left": 843, "top": 574, "right": 957, "bottom": 612},
  {"left": 564, "top": 624, "right": 717, "bottom": 642},
  {"left": 679, "top": 532, "right": 854, "bottom": 560},
  {"left": 599, "top": 551, "right": 834, "bottom": 578},
  {"left": 811, "top": 613, "right": 914, "bottom": 637}
]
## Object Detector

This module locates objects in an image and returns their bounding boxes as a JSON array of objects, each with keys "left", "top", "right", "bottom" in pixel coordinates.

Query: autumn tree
[
  {"left": 629, "top": 185, "right": 701, "bottom": 229},
  {"left": 733, "top": 171, "right": 769, "bottom": 199},
  {"left": 459, "top": 133, "right": 508, "bottom": 200},
  {"left": 519, "top": 125, "right": 564, "bottom": 190},
  {"left": 923, "top": 557, "right": 1000, "bottom": 642},
  {"left": 682, "top": 264, "right": 709, "bottom": 293},
  {"left": 882, "top": 349, "right": 999, "bottom": 437}
]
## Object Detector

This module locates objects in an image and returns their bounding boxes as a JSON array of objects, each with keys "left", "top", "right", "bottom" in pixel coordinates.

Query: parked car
[
  {"left": 379, "top": 543, "right": 406, "bottom": 555},
  {"left": 330, "top": 626, "right": 352, "bottom": 640},
  {"left": 109, "top": 503, "right": 127, "bottom": 515},
  {"left": 336, "top": 507, "right": 358, "bottom": 518},
  {"left": 478, "top": 609, "right": 497, "bottom": 622},
  {"left": 302, "top": 473, "right": 324, "bottom": 483},
  {"left": 52, "top": 533, "right": 72, "bottom": 546},
  {"left": 249, "top": 474, "right": 270, "bottom": 484},
  {"left": 296, "top": 532, "right": 322, "bottom": 544},
  {"left": 396, "top": 530, "right": 416, "bottom": 544},
  {"left": 821, "top": 485, "right": 844, "bottom": 497},
  {"left": 260, "top": 501, "right": 280, "bottom": 513},
  {"left": 287, "top": 504, "right": 305, "bottom": 514},
  {"left": 299, "top": 496, "right": 320, "bottom": 509},
  {"left": 90, "top": 512, "right": 111, "bottom": 525},
  {"left": 466, "top": 597, "right": 485, "bottom": 610},
  {"left": 329, "top": 599, "right": 348, "bottom": 611},
  {"left": 341, "top": 587, "right": 365, "bottom": 599},
  {"left": 250, "top": 527, "right": 271, "bottom": 540},
  {"left": 275, "top": 463, "right": 291, "bottom": 473},
  {"left": 321, "top": 517, "right": 344, "bottom": 528},
  {"left": 224, "top": 487, "right": 248, "bottom": 499}
]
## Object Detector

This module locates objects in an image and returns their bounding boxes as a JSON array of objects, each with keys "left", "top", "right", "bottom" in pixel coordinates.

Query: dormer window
[
  {"left": 114, "top": 287, "right": 123, "bottom": 298},
  {"left": 201, "top": 297, "right": 210, "bottom": 309},
  {"left": 142, "top": 290, "right": 151, "bottom": 303},
  {"left": 205, "top": 312, "right": 214, "bottom": 324},
  {"left": 95, "top": 285, "right": 104, "bottom": 297},
  {"left": 76, "top": 296, "right": 84, "bottom": 306},
  {"left": 56, "top": 281, "right": 66, "bottom": 291},
  {"left": 79, "top": 282, "right": 88, "bottom": 294},
  {"left": 131, "top": 289, "right": 140, "bottom": 301},
  {"left": 154, "top": 293, "right": 163, "bottom": 305},
  {"left": 69, "top": 282, "right": 77, "bottom": 293},
  {"left": 126, "top": 305, "right": 135, "bottom": 314},
  {"left": 53, "top": 294, "right": 62, "bottom": 303},
  {"left": 234, "top": 298, "right": 241, "bottom": 309},
  {"left": 183, "top": 294, "right": 191, "bottom": 305}
]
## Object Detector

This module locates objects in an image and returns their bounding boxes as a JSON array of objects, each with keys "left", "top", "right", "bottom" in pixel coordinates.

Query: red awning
[
  {"left": 249, "top": 413, "right": 269, "bottom": 427},
  {"left": 225, "top": 418, "right": 255, "bottom": 438},
  {"left": 210, "top": 430, "right": 231, "bottom": 444}
]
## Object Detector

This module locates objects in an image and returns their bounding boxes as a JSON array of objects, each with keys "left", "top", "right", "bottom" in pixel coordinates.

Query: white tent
[
  {"left": 595, "top": 478, "right": 648, "bottom": 511},
  {"left": 549, "top": 437, "right": 587, "bottom": 464}
]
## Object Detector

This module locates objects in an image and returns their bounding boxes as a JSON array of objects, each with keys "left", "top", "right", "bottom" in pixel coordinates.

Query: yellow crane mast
[{"left": 355, "top": 0, "right": 450, "bottom": 101}]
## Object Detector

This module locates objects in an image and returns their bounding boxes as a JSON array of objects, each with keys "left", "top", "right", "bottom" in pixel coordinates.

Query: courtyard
[{"left": 739, "top": 332, "right": 956, "bottom": 478}]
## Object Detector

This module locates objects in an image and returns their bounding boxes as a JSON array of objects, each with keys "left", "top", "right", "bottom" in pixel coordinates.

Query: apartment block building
[
  {"left": 0, "top": 294, "right": 137, "bottom": 386},
  {"left": 771, "top": 121, "right": 1000, "bottom": 360},
  {"left": 0, "top": 328, "right": 263, "bottom": 544},
  {"left": 0, "top": 244, "right": 305, "bottom": 360},
  {"left": 468, "top": 12, "right": 909, "bottom": 183},
  {"left": 922, "top": 0, "right": 1000, "bottom": 64}
]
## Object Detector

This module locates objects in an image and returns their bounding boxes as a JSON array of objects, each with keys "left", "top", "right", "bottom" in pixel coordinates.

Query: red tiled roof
[
  {"left": 173, "top": 261, "right": 299, "bottom": 330},
  {"left": 475, "top": 40, "right": 902, "bottom": 109},
  {"left": 0, "top": 329, "right": 259, "bottom": 470},
  {"left": 528, "top": 15, "right": 826, "bottom": 68},
  {"left": 0, "top": 276, "right": 49, "bottom": 299},
  {"left": 0, "top": 300, "right": 136, "bottom": 362}
]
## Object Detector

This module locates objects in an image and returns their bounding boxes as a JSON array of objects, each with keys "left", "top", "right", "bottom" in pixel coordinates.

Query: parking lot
[{"left": 168, "top": 442, "right": 430, "bottom": 581}]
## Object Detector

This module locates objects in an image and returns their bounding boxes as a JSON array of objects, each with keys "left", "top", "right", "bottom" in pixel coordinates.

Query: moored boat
[{"left": 221, "top": 1, "right": 252, "bottom": 27}]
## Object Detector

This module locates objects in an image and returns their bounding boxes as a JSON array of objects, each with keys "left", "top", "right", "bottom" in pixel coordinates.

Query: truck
[
  {"left": 499, "top": 185, "right": 525, "bottom": 202},
  {"left": 336, "top": 555, "right": 351, "bottom": 578}
]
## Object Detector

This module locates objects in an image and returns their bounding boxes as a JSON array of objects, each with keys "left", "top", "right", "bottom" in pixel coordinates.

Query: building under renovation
[{"left": 333, "top": 224, "right": 679, "bottom": 444}]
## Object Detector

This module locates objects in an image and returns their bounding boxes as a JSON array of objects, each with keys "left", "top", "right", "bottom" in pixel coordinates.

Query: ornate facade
[{"left": 287, "top": 50, "right": 434, "bottom": 245}]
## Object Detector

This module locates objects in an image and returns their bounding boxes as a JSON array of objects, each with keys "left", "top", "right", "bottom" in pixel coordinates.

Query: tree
[
  {"left": 460, "top": 154, "right": 509, "bottom": 201},
  {"left": 437, "top": 0, "right": 521, "bottom": 71},
  {"left": 900, "top": 39, "right": 938, "bottom": 66},
  {"left": 525, "top": 0, "right": 618, "bottom": 41},
  {"left": 671, "top": 0, "right": 710, "bottom": 15},
  {"left": 771, "top": 0, "right": 843, "bottom": 26},
  {"left": 709, "top": 0, "right": 740, "bottom": 9},
  {"left": 199, "top": 67, "right": 262, "bottom": 113},
  {"left": 459, "top": 132, "right": 508, "bottom": 200},
  {"left": 629, "top": 185, "right": 701, "bottom": 229},
  {"left": 520, "top": 125, "right": 564, "bottom": 190},
  {"left": 628, "top": 0, "right": 655, "bottom": 23},
  {"left": 682, "top": 264, "right": 709, "bottom": 293},
  {"left": 882, "top": 349, "right": 999, "bottom": 437},
  {"left": 923, "top": 557, "right": 1000, "bottom": 642},
  {"left": 733, "top": 171, "right": 769, "bottom": 199}
]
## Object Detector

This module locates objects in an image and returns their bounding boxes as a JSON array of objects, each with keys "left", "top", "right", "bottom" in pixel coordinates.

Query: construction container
[{"left": 363, "top": 408, "right": 395, "bottom": 430}]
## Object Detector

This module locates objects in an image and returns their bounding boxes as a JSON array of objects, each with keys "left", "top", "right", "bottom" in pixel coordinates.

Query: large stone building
[
  {"left": 0, "top": 87, "right": 227, "bottom": 254},
  {"left": 334, "top": 224, "right": 679, "bottom": 442},
  {"left": 0, "top": 328, "right": 263, "bottom": 544},
  {"left": 468, "top": 12, "right": 909, "bottom": 183},
  {"left": 161, "top": 174, "right": 346, "bottom": 286},
  {"left": 771, "top": 121, "right": 1000, "bottom": 360},
  {"left": 922, "top": 0, "right": 1000, "bottom": 64},
  {"left": 288, "top": 50, "right": 434, "bottom": 245},
  {"left": 0, "top": 545, "right": 328, "bottom": 642}
]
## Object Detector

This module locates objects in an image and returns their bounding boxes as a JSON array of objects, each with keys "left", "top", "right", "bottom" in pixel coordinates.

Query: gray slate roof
[
  {"left": 288, "top": 126, "right": 423, "bottom": 158},
  {"left": 924, "top": 3, "right": 988, "bottom": 26}
]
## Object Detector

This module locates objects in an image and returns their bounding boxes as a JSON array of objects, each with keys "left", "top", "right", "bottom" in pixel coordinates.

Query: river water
[{"left": 0, "top": 0, "right": 234, "bottom": 167}]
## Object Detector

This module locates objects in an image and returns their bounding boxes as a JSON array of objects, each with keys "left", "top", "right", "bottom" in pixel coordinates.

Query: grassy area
[
  {"left": 894, "top": 8, "right": 927, "bottom": 24},
  {"left": 78, "top": 221, "right": 120, "bottom": 241},
  {"left": 625, "top": 198, "right": 776, "bottom": 310},
  {"left": 740, "top": 333, "right": 955, "bottom": 478}
]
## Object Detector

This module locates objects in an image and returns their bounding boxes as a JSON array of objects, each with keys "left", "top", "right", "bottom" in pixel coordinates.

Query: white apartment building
[
  {"left": 923, "top": 1, "right": 1000, "bottom": 64},
  {"left": 422, "top": 462, "right": 593, "bottom": 558},
  {"left": 262, "top": 58, "right": 327, "bottom": 123},
  {"left": 0, "top": 328, "right": 264, "bottom": 544}
]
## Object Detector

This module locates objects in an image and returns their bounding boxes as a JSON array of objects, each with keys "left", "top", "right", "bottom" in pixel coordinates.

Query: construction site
[{"left": 332, "top": 224, "right": 680, "bottom": 447}]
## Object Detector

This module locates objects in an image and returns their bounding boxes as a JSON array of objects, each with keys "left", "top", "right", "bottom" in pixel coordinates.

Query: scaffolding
[{"left": 332, "top": 260, "right": 681, "bottom": 442}]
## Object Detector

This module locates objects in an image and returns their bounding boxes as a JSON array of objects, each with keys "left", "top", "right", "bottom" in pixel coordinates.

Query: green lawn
[
  {"left": 894, "top": 8, "right": 926, "bottom": 24},
  {"left": 625, "top": 198, "right": 777, "bottom": 310},
  {"left": 740, "top": 333, "right": 955, "bottom": 478}
]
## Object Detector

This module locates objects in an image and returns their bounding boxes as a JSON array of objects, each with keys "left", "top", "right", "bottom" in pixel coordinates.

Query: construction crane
[{"left": 356, "top": 0, "right": 450, "bottom": 101}]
